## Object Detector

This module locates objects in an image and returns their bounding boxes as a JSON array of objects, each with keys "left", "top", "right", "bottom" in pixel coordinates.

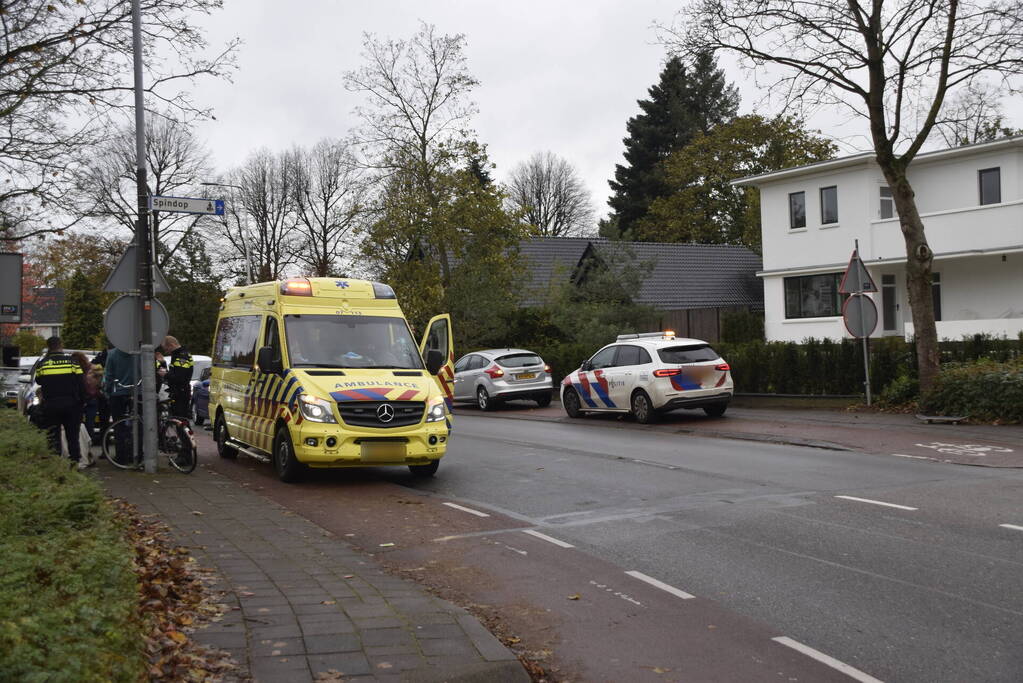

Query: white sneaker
[{"left": 77, "top": 458, "right": 90, "bottom": 470}]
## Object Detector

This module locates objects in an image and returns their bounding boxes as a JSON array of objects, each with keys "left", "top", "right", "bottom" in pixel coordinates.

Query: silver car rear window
[
  {"left": 496, "top": 353, "right": 542, "bottom": 368},
  {"left": 657, "top": 345, "right": 719, "bottom": 364}
]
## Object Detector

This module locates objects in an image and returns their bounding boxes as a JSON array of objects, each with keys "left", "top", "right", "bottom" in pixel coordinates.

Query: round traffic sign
[
  {"left": 842, "top": 294, "right": 878, "bottom": 338},
  {"left": 103, "top": 295, "right": 170, "bottom": 353}
]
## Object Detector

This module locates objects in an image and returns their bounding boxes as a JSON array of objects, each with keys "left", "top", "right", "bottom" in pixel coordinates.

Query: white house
[{"left": 734, "top": 137, "right": 1023, "bottom": 342}]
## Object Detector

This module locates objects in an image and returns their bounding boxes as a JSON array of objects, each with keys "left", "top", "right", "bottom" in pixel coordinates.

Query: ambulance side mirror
[
  {"left": 256, "top": 346, "right": 282, "bottom": 375},
  {"left": 425, "top": 349, "right": 444, "bottom": 375}
]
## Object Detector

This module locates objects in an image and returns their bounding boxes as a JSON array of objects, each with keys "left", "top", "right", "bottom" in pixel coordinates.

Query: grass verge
[{"left": 0, "top": 410, "right": 145, "bottom": 681}]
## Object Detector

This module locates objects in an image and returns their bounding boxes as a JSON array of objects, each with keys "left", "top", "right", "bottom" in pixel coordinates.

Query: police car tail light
[
  {"left": 715, "top": 363, "right": 731, "bottom": 371},
  {"left": 280, "top": 278, "right": 313, "bottom": 296},
  {"left": 484, "top": 365, "right": 504, "bottom": 379},
  {"left": 653, "top": 368, "right": 683, "bottom": 377}
]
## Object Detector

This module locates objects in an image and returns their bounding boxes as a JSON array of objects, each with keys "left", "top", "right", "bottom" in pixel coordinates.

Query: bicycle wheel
[
  {"left": 163, "top": 419, "right": 197, "bottom": 474},
  {"left": 103, "top": 416, "right": 141, "bottom": 470}
]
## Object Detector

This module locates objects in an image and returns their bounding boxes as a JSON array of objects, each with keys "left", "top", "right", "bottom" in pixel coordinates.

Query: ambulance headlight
[
  {"left": 298, "top": 394, "right": 336, "bottom": 423},
  {"left": 425, "top": 396, "right": 447, "bottom": 423}
]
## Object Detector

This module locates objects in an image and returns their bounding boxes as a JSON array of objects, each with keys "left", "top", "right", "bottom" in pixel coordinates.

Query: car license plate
[
  {"left": 360, "top": 442, "right": 406, "bottom": 463},
  {"left": 516, "top": 372, "right": 536, "bottom": 380}
]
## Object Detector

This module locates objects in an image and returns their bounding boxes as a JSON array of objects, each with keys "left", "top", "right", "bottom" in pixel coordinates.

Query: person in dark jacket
[
  {"left": 161, "top": 335, "right": 193, "bottom": 420},
  {"left": 103, "top": 347, "right": 139, "bottom": 464},
  {"left": 35, "top": 337, "right": 85, "bottom": 464}
]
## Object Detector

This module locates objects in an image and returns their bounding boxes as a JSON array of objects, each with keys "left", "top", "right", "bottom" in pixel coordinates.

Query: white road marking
[
  {"left": 625, "top": 570, "right": 695, "bottom": 600},
  {"left": 772, "top": 636, "right": 884, "bottom": 683},
  {"left": 891, "top": 453, "right": 930, "bottom": 460},
  {"left": 1000, "top": 523, "right": 1023, "bottom": 532},
  {"left": 442, "top": 502, "right": 490, "bottom": 517},
  {"left": 834, "top": 495, "right": 918, "bottom": 511},
  {"left": 522, "top": 529, "right": 575, "bottom": 548}
]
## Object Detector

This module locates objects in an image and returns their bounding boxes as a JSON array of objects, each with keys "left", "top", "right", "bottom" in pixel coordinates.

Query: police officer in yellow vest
[
  {"left": 35, "top": 337, "right": 86, "bottom": 464},
  {"left": 161, "top": 335, "right": 193, "bottom": 420}
]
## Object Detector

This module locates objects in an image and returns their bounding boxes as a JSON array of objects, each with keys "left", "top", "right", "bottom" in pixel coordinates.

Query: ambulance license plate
[
  {"left": 516, "top": 372, "right": 536, "bottom": 380},
  {"left": 360, "top": 442, "right": 406, "bottom": 463}
]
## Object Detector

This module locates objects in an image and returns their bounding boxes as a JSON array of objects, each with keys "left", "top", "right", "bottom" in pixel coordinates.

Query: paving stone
[
  {"left": 250, "top": 624, "right": 303, "bottom": 641},
  {"left": 351, "top": 616, "right": 406, "bottom": 630},
  {"left": 344, "top": 602, "right": 396, "bottom": 619},
  {"left": 413, "top": 623, "right": 465, "bottom": 640},
  {"left": 419, "top": 638, "right": 478, "bottom": 657},
  {"left": 194, "top": 630, "right": 248, "bottom": 650},
  {"left": 365, "top": 643, "right": 421, "bottom": 657},
  {"left": 300, "top": 618, "right": 358, "bottom": 636},
  {"left": 307, "top": 652, "right": 372, "bottom": 677},
  {"left": 250, "top": 636, "right": 305, "bottom": 657},
  {"left": 250, "top": 655, "right": 311, "bottom": 683},
  {"left": 303, "top": 633, "right": 362, "bottom": 654},
  {"left": 366, "top": 653, "right": 428, "bottom": 672},
  {"left": 359, "top": 628, "right": 415, "bottom": 649}
]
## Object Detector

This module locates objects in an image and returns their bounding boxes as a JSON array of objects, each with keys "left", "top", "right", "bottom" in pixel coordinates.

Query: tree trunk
[{"left": 880, "top": 165, "right": 941, "bottom": 392}]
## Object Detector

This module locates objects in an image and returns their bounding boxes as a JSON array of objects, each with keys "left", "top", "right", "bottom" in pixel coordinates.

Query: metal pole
[
  {"left": 132, "top": 0, "right": 158, "bottom": 473},
  {"left": 862, "top": 334, "right": 872, "bottom": 406}
]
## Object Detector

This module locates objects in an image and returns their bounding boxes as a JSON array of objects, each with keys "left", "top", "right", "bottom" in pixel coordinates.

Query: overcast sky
[{"left": 184, "top": 1, "right": 1017, "bottom": 220}]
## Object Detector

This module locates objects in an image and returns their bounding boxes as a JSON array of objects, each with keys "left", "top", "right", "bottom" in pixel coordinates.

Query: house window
[
  {"left": 979, "top": 168, "right": 1000, "bottom": 205},
  {"left": 789, "top": 191, "right": 806, "bottom": 229},
  {"left": 881, "top": 274, "right": 897, "bottom": 331},
  {"left": 784, "top": 273, "right": 846, "bottom": 318},
  {"left": 879, "top": 186, "right": 894, "bottom": 219},
  {"left": 820, "top": 186, "right": 838, "bottom": 224},
  {"left": 932, "top": 272, "right": 942, "bottom": 322}
]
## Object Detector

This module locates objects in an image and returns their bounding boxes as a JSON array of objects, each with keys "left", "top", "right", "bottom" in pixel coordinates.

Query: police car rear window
[
  {"left": 657, "top": 344, "right": 719, "bottom": 364},
  {"left": 496, "top": 353, "right": 542, "bottom": 368}
]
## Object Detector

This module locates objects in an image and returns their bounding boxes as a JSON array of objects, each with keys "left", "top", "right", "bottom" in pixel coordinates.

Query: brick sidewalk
[{"left": 99, "top": 463, "right": 527, "bottom": 683}]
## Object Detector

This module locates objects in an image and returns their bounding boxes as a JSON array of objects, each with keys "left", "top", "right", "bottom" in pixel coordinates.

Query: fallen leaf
[
  {"left": 567, "top": 594, "right": 581, "bottom": 600},
  {"left": 238, "top": 591, "right": 255, "bottom": 597},
  {"left": 343, "top": 575, "right": 354, "bottom": 579},
  {"left": 320, "top": 600, "right": 336, "bottom": 605},
  {"left": 507, "top": 636, "right": 521, "bottom": 644},
  {"left": 379, "top": 542, "right": 395, "bottom": 547},
  {"left": 191, "top": 510, "right": 203, "bottom": 516},
  {"left": 167, "top": 630, "right": 187, "bottom": 644}
]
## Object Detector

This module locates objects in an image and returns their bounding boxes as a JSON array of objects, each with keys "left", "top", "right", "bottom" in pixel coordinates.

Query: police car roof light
[
  {"left": 372, "top": 282, "right": 396, "bottom": 299},
  {"left": 281, "top": 278, "right": 313, "bottom": 296},
  {"left": 616, "top": 331, "right": 671, "bottom": 342}
]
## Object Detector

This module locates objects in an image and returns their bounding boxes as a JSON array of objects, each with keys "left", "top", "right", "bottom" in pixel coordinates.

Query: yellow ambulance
[{"left": 208, "top": 277, "right": 454, "bottom": 482}]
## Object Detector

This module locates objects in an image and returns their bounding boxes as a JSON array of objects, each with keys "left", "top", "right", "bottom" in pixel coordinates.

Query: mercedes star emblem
[{"left": 376, "top": 403, "right": 395, "bottom": 423}]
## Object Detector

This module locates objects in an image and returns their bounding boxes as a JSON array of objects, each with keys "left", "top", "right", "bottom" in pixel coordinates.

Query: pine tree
[
  {"left": 61, "top": 270, "right": 104, "bottom": 349},
  {"left": 607, "top": 52, "right": 739, "bottom": 235}
]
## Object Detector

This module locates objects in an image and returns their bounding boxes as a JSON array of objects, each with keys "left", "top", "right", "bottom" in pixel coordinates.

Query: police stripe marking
[{"left": 572, "top": 381, "right": 598, "bottom": 408}]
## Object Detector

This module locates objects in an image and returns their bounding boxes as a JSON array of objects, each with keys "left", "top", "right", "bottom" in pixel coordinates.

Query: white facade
[{"left": 736, "top": 138, "right": 1023, "bottom": 342}]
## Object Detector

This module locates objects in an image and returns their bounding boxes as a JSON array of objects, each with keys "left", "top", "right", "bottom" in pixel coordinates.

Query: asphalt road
[{"left": 203, "top": 414, "right": 1023, "bottom": 682}]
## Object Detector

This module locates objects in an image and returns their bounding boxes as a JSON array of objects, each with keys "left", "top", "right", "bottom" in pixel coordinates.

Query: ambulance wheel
[
  {"left": 214, "top": 414, "right": 237, "bottom": 459},
  {"left": 273, "top": 428, "right": 305, "bottom": 483},
  {"left": 476, "top": 386, "right": 495, "bottom": 411},
  {"left": 703, "top": 403, "right": 728, "bottom": 418},
  {"left": 631, "top": 390, "right": 656, "bottom": 424},
  {"left": 563, "top": 388, "right": 583, "bottom": 418},
  {"left": 409, "top": 460, "right": 439, "bottom": 477}
]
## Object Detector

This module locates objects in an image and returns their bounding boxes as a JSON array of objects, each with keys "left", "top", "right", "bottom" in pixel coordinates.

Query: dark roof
[
  {"left": 22, "top": 288, "right": 64, "bottom": 324},
  {"left": 517, "top": 238, "right": 763, "bottom": 310}
]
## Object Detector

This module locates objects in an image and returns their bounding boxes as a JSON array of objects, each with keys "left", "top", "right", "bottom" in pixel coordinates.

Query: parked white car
[{"left": 560, "top": 332, "right": 733, "bottom": 423}]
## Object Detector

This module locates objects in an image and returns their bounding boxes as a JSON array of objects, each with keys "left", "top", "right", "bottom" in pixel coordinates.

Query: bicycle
[{"left": 101, "top": 379, "right": 197, "bottom": 473}]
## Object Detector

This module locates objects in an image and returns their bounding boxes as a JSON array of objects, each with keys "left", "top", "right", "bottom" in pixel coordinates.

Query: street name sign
[{"left": 149, "top": 195, "right": 225, "bottom": 216}]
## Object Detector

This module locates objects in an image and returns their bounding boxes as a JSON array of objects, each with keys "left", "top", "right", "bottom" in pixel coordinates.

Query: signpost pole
[
  {"left": 854, "top": 240, "right": 872, "bottom": 406},
  {"left": 132, "top": 0, "right": 158, "bottom": 473}
]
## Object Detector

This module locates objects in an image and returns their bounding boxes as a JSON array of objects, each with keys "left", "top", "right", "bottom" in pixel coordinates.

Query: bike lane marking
[
  {"left": 624, "top": 570, "right": 695, "bottom": 600},
  {"left": 522, "top": 529, "right": 575, "bottom": 548},
  {"left": 772, "top": 636, "right": 884, "bottom": 683},
  {"left": 834, "top": 495, "right": 918, "bottom": 511},
  {"left": 443, "top": 502, "right": 491, "bottom": 517},
  {"left": 1000, "top": 524, "right": 1023, "bottom": 532}
]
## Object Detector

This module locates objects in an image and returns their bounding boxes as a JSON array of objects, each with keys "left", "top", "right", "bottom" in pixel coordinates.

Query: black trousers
[
  {"left": 108, "top": 394, "right": 133, "bottom": 464},
  {"left": 43, "top": 403, "right": 83, "bottom": 462},
  {"left": 168, "top": 385, "right": 191, "bottom": 420}
]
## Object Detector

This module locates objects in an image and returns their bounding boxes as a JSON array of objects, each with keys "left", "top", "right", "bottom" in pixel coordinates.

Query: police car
[{"left": 561, "top": 332, "right": 733, "bottom": 423}]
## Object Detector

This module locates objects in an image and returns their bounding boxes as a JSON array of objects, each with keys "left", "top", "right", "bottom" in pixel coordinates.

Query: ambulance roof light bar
[
  {"left": 280, "top": 278, "right": 313, "bottom": 296},
  {"left": 616, "top": 331, "right": 676, "bottom": 341}
]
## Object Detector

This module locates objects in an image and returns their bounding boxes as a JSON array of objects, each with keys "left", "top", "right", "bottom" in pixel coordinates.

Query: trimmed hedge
[
  {"left": 920, "top": 359, "right": 1023, "bottom": 423},
  {"left": 716, "top": 333, "right": 1022, "bottom": 396},
  {"left": 0, "top": 411, "right": 144, "bottom": 681}
]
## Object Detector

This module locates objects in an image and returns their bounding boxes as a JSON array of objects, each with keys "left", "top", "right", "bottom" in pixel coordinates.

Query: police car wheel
[
  {"left": 273, "top": 429, "right": 304, "bottom": 483},
  {"left": 214, "top": 414, "right": 237, "bottom": 459},
  {"left": 563, "top": 388, "right": 583, "bottom": 418},
  {"left": 631, "top": 390, "right": 656, "bottom": 424},
  {"left": 476, "top": 386, "right": 494, "bottom": 411},
  {"left": 703, "top": 403, "right": 728, "bottom": 418}
]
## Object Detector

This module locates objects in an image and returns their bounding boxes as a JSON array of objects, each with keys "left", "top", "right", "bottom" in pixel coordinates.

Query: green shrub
[
  {"left": 920, "top": 359, "right": 1023, "bottom": 423},
  {"left": 0, "top": 411, "right": 144, "bottom": 681},
  {"left": 878, "top": 374, "right": 920, "bottom": 407}
]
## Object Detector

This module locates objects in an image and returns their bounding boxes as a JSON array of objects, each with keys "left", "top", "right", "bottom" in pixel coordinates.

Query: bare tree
[
  {"left": 0, "top": 0, "right": 238, "bottom": 243},
  {"left": 234, "top": 149, "right": 299, "bottom": 282},
  {"left": 343, "top": 21, "right": 479, "bottom": 282},
  {"left": 290, "top": 140, "right": 368, "bottom": 277},
  {"left": 74, "top": 114, "right": 215, "bottom": 266},
  {"left": 506, "top": 152, "right": 595, "bottom": 237},
  {"left": 934, "top": 81, "right": 1022, "bottom": 147},
  {"left": 666, "top": 0, "right": 1023, "bottom": 391}
]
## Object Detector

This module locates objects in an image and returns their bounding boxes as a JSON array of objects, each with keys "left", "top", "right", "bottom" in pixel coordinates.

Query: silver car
[{"left": 453, "top": 348, "right": 553, "bottom": 410}]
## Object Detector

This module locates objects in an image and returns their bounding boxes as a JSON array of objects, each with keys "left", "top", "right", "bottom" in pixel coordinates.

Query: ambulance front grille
[{"left": 337, "top": 400, "right": 425, "bottom": 428}]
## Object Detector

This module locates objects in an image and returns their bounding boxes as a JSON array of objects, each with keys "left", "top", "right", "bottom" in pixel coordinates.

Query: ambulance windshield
[{"left": 284, "top": 315, "right": 423, "bottom": 370}]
